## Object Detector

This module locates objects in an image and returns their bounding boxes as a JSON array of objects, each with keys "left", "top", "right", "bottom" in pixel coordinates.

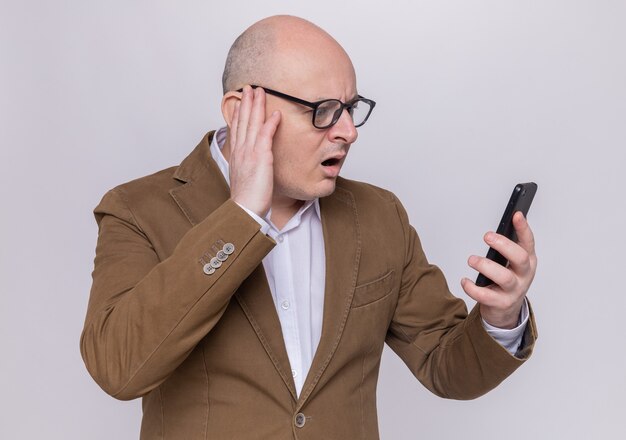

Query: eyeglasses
[{"left": 236, "top": 85, "right": 376, "bottom": 129}]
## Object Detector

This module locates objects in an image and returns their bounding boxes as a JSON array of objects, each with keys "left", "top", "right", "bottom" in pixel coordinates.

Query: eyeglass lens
[{"left": 314, "top": 99, "right": 372, "bottom": 128}]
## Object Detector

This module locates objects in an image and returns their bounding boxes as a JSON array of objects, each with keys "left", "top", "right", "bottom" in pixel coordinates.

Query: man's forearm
[{"left": 81, "top": 191, "right": 274, "bottom": 400}]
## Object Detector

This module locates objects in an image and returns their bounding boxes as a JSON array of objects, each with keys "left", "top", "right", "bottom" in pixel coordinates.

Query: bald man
[{"left": 81, "top": 15, "right": 538, "bottom": 439}]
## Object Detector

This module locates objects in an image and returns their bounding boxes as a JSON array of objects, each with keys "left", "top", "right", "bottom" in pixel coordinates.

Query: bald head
[{"left": 221, "top": 15, "right": 355, "bottom": 95}]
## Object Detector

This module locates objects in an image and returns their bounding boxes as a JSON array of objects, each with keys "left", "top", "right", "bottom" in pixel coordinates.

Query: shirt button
[
  {"left": 277, "top": 235, "right": 284, "bottom": 243},
  {"left": 281, "top": 300, "right": 290, "bottom": 310},
  {"left": 294, "top": 412, "right": 306, "bottom": 428},
  {"left": 292, "top": 369, "right": 297, "bottom": 378}
]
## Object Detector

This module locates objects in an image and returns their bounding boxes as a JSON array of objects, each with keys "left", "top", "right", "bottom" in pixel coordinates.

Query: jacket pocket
[{"left": 351, "top": 270, "right": 395, "bottom": 308}]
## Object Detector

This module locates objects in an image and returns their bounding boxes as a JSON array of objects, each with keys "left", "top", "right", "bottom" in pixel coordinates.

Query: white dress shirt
[{"left": 209, "top": 126, "right": 528, "bottom": 397}]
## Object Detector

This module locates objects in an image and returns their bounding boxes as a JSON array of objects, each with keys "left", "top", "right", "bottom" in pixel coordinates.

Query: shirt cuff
[
  {"left": 235, "top": 202, "right": 271, "bottom": 235},
  {"left": 481, "top": 298, "right": 529, "bottom": 356}
]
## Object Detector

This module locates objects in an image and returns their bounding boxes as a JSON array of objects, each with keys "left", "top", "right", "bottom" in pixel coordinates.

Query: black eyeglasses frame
[{"left": 235, "top": 85, "right": 376, "bottom": 129}]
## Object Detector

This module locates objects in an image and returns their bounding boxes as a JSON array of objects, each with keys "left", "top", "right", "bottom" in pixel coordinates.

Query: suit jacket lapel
[
  {"left": 297, "top": 183, "right": 361, "bottom": 408},
  {"left": 169, "top": 132, "right": 297, "bottom": 400},
  {"left": 169, "top": 132, "right": 231, "bottom": 225},
  {"left": 235, "top": 266, "right": 298, "bottom": 400}
]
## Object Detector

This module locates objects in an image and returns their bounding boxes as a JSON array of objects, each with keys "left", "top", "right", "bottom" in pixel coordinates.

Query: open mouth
[{"left": 321, "top": 158, "right": 341, "bottom": 167}]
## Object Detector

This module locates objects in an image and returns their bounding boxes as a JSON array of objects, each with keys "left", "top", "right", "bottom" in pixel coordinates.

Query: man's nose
[{"left": 328, "top": 108, "right": 358, "bottom": 144}]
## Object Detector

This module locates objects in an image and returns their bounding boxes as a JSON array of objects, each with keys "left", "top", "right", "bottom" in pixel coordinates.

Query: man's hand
[
  {"left": 228, "top": 85, "right": 282, "bottom": 217},
  {"left": 461, "top": 211, "right": 537, "bottom": 329}
]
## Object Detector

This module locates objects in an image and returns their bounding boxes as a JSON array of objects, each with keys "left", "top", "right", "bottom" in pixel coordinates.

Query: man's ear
[{"left": 221, "top": 91, "right": 242, "bottom": 128}]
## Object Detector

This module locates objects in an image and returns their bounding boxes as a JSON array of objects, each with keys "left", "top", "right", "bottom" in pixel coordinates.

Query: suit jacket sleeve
[
  {"left": 80, "top": 188, "right": 275, "bottom": 400},
  {"left": 385, "top": 195, "right": 538, "bottom": 400}
]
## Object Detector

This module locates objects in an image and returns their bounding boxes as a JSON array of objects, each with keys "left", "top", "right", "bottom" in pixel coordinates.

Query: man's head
[{"left": 220, "top": 15, "right": 362, "bottom": 205}]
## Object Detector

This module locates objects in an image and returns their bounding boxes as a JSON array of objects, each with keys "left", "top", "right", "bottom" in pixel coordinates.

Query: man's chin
[
  {"left": 281, "top": 178, "right": 338, "bottom": 201},
  {"left": 316, "top": 179, "right": 338, "bottom": 198}
]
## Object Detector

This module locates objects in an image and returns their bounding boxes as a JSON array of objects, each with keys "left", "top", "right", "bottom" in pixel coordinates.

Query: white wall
[{"left": 1, "top": 1, "right": 624, "bottom": 438}]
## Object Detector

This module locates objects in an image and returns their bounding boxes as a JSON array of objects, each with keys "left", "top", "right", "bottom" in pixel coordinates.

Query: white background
[{"left": 1, "top": 1, "right": 625, "bottom": 439}]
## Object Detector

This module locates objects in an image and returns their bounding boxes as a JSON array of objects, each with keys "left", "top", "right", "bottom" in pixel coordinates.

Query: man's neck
[{"left": 270, "top": 198, "right": 305, "bottom": 230}]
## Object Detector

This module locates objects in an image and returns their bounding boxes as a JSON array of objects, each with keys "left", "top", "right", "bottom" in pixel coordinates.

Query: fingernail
[
  {"left": 468, "top": 255, "right": 478, "bottom": 265},
  {"left": 486, "top": 232, "right": 496, "bottom": 243}
]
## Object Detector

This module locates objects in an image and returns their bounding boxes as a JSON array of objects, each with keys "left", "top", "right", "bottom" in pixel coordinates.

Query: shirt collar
[
  {"left": 209, "top": 126, "right": 321, "bottom": 221},
  {"left": 209, "top": 126, "right": 230, "bottom": 184}
]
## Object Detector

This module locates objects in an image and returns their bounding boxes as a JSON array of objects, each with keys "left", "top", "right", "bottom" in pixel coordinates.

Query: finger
[
  {"left": 236, "top": 85, "right": 253, "bottom": 146},
  {"left": 460, "top": 277, "right": 502, "bottom": 308},
  {"left": 513, "top": 211, "right": 536, "bottom": 257},
  {"left": 256, "top": 110, "right": 281, "bottom": 151},
  {"left": 483, "top": 231, "right": 531, "bottom": 275},
  {"left": 468, "top": 255, "right": 517, "bottom": 292},
  {"left": 246, "top": 87, "right": 267, "bottom": 149},
  {"left": 229, "top": 101, "right": 240, "bottom": 149}
]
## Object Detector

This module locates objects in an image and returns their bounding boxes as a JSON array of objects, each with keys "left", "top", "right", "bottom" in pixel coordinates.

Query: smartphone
[{"left": 475, "top": 182, "right": 538, "bottom": 287}]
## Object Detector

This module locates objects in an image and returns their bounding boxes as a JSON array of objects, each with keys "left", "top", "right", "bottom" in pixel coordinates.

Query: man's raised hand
[
  {"left": 461, "top": 211, "right": 538, "bottom": 329},
  {"left": 228, "top": 85, "right": 282, "bottom": 217}
]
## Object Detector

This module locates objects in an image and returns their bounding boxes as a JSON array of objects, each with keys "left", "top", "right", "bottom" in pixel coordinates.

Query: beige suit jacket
[{"left": 81, "top": 131, "right": 537, "bottom": 439}]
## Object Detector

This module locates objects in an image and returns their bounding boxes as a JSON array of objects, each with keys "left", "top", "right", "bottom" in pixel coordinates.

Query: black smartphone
[{"left": 475, "top": 182, "right": 538, "bottom": 287}]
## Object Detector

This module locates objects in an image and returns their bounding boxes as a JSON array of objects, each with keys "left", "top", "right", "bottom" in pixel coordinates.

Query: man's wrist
[
  {"left": 234, "top": 201, "right": 271, "bottom": 235},
  {"left": 481, "top": 298, "right": 530, "bottom": 355},
  {"left": 480, "top": 299, "right": 525, "bottom": 329}
]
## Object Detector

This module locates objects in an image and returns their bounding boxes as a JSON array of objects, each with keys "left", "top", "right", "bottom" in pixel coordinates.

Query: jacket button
[
  {"left": 216, "top": 250, "right": 228, "bottom": 261},
  {"left": 203, "top": 263, "right": 215, "bottom": 275},
  {"left": 223, "top": 243, "right": 235, "bottom": 255},
  {"left": 210, "top": 257, "right": 222, "bottom": 268},
  {"left": 294, "top": 412, "right": 306, "bottom": 428}
]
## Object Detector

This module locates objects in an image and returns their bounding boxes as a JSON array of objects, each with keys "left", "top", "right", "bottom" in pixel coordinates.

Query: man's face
[{"left": 263, "top": 48, "right": 359, "bottom": 203}]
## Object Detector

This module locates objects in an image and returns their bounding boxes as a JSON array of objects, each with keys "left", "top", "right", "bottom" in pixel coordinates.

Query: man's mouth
[
  {"left": 321, "top": 158, "right": 341, "bottom": 167},
  {"left": 320, "top": 154, "right": 345, "bottom": 178},
  {"left": 321, "top": 152, "right": 346, "bottom": 167}
]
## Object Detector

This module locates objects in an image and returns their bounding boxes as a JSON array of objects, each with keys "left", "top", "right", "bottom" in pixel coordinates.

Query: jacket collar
[{"left": 169, "top": 131, "right": 230, "bottom": 226}]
